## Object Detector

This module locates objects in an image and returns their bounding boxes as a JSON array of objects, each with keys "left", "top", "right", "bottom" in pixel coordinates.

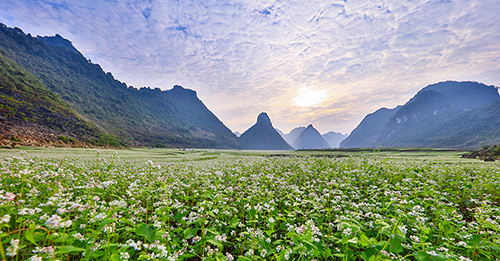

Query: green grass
[{"left": 0, "top": 147, "right": 478, "bottom": 163}]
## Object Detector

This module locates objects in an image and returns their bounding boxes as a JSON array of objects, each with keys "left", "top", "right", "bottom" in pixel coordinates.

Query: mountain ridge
[
  {"left": 0, "top": 23, "right": 239, "bottom": 148},
  {"left": 340, "top": 81, "right": 500, "bottom": 149}
]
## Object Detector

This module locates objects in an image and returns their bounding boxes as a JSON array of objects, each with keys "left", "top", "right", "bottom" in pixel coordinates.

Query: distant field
[
  {"left": 0, "top": 147, "right": 498, "bottom": 261},
  {"left": 0, "top": 147, "right": 479, "bottom": 163}
]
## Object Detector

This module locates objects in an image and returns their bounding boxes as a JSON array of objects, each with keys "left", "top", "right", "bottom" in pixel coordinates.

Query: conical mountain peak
[
  {"left": 257, "top": 112, "right": 271, "bottom": 125},
  {"left": 239, "top": 113, "right": 293, "bottom": 150},
  {"left": 292, "top": 123, "right": 330, "bottom": 149}
]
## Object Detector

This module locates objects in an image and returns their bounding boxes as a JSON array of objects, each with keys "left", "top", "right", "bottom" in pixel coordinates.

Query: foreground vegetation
[{"left": 0, "top": 148, "right": 499, "bottom": 260}]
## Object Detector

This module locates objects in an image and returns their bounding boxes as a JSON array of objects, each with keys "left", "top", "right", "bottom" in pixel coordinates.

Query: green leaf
[
  {"left": 98, "top": 218, "right": 114, "bottom": 231},
  {"left": 25, "top": 225, "right": 38, "bottom": 246},
  {"left": 414, "top": 251, "right": 430, "bottom": 261},
  {"left": 237, "top": 256, "right": 253, "bottom": 261},
  {"left": 469, "top": 234, "right": 482, "bottom": 244},
  {"left": 110, "top": 252, "right": 119, "bottom": 261},
  {"left": 57, "top": 245, "right": 86, "bottom": 254},
  {"left": 136, "top": 223, "right": 157, "bottom": 243},
  {"left": 359, "top": 233, "right": 370, "bottom": 247},
  {"left": 207, "top": 239, "right": 223, "bottom": 247}
]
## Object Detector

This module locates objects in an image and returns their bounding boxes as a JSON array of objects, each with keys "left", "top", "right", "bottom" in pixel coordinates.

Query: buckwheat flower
[
  {"left": 268, "top": 217, "right": 275, "bottom": 223},
  {"left": 119, "top": 252, "right": 130, "bottom": 260},
  {"left": 427, "top": 250, "right": 438, "bottom": 256},
  {"left": 284, "top": 250, "right": 290, "bottom": 260},
  {"left": 73, "top": 232, "right": 86, "bottom": 241},
  {"left": 398, "top": 225, "right": 407, "bottom": 235},
  {"left": 402, "top": 243, "right": 412, "bottom": 249},
  {"left": 103, "top": 224, "right": 114, "bottom": 234},
  {"left": 45, "top": 214, "right": 62, "bottom": 229},
  {"left": 276, "top": 245, "right": 282, "bottom": 252},
  {"left": 226, "top": 252, "right": 234, "bottom": 261},
  {"left": 6, "top": 238, "right": 20, "bottom": 256},
  {"left": 458, "top": 256, "right": 472, "bottom": 261},
  {"left": 192, "top": 235, "right": 201, "bottom": 243},
  {"left": 61, "top": 220, "right": 72, "bottom": 228},
  {"left": 343, "top": 227, "right": 352, "bottom": 237},
  {"left": 457, "top": 241, "right": 467, "bottom": 247},
  {"left": 0, "top": 214, "right": 10, "bottom": 223},
  {"left": 261, "top": 249, "right": 267, "bottom": 257},
  {"left": 5, "top": 192, "right": 15, "bottom": 201},
  {"left": 410, "top": 235, "right": 420, "bottom": 243},
  {"left": 28, "top": 255, "right": 42, "bottom": 261}
]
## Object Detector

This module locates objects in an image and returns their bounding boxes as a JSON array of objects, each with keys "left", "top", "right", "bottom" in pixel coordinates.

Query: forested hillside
[
  {"left": 0, "top": 24, "right": 238, "bottom": 148},
  {"left": 0, "top": 50, "right": 121, "bottom": 147}
]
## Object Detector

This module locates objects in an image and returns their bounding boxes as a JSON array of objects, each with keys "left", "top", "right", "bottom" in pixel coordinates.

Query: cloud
[{"left": 1, "top": 0, "right": 499, "bottom": 134}]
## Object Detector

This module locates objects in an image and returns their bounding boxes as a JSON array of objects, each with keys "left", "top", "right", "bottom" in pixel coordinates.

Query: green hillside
[
  {"left": 341, "top": 81, "right": 500, "bottom": 149},
  {"left": 0, "top": 50, "right": 123, "bottom": 146},
  {"left": 0, "top": 24, "right": 239, "bottom": 148}
]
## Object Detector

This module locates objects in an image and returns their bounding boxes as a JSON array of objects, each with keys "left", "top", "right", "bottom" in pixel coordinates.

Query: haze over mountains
[{"left": 1, "top": 23, "right": 499, "bottom": 150}]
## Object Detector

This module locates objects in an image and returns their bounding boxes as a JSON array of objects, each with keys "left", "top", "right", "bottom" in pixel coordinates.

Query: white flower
[
  {"left": 268, "top": 217, "right": 275, "bottom": 223},
  {"left": 427, "top": 250, "right": 438, "bottom": 256},
  {"left": 119, "top": 252, "right": 130, "bottom": 260},
  {"left": 0, "top": 214, "right": 10, "bottom": 223},
  {"left": 28, "top": 255, "right": 42, "bottom": 261},
  {"left": 45, "top": 215, "right": 62, "bottom": 229},
  {"left": 226, "top": 252, "right": 234, "bottom": 261},
  {"left": 398, "top": 225, "right": 407, "bottom": 235},
  {"left": 6, "top": 238, "right": 20, "bottom": 257}
]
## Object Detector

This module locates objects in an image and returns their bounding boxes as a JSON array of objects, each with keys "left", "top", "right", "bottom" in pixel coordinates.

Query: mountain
[
  {"left": 279, "top": 127, "right": 306, "bottom": 146},
  {"left": 37, "top": 34, "right": 81, "bottom": 54},
  {"left": 340, "top": 106, "right": 400, "bottom": 148},
  {"left": 233, "top": 131, "right": 241, "bottom": 137},
  {"left": 239, "top": 112, "right": 293, "bottom": 150},
  {"left": 0, "top": 23, "right": 239, "bottom": 148},
  {"left": 292, "top": 124, "right": 330, "bottom": 149},
  {"left": 322, "top": 131, "right": 347, "bottom": 148},
  {"left": 340, "top": 81, "right": 500, "bottom": 149},
  {"left": 0, "top": 50, "right": 115, "bottom": 147}
]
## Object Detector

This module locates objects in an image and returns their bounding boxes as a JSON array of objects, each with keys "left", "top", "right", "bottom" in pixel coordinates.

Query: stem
[{"left": 0, "top": 238, "right": 6, "bottom": 261}]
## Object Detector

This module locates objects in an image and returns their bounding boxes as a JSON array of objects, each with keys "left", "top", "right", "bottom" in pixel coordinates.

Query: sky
[{"left": 1, "top": 0, "right": 500, "bottom": 135}]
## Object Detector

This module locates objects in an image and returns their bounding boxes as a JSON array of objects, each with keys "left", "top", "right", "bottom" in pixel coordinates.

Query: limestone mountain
[
  {"left": 279, "top": 127, "right": 306, "bottom": 146},
  {"left": 0, "top": 23, "right": 239, "bottom": 148},
  {"left": 322, "top": 131, "right": 347, "bottom": 148},
  {"left": 0, "top": 50, "right": 115, "bottom": 147},
  {"left": 239, "top": 113, "right": 293, "bottom": 150},
  {"left": 340, "top": 106, "right": 400, "bottom": 148},
  {"left": 292, "top": 124, "right": 330, "bottom": 149},
  {"left": 340, "top": 81, "right": 500, "bottom": 149}
]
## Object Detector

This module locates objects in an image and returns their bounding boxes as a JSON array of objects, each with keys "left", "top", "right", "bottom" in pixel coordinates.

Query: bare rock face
[{"left": 239, "top": 113, "right": 294, "bottom": 150}]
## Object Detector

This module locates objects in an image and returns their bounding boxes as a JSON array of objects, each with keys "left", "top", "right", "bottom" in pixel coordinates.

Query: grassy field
[
  {"left": 0, "top": 147, "right": 498, "bottom": 261},
  {"left": 0, "top": 147, "right": 479, "bottom": 163}
]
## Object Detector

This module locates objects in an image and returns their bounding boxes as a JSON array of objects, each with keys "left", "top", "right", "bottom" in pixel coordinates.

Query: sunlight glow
[{"left": 293, "top": 87, "right": 327, "bottom": 107}]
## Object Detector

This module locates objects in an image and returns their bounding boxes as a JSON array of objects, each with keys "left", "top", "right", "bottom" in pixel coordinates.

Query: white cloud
[{"left": 0, "top": 0, "right": 499, "bottom": 134}]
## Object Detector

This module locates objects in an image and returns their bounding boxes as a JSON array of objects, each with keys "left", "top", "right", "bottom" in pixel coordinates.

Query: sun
[{"left": 293, "top": 87, "right": 327, "bottom": 107}]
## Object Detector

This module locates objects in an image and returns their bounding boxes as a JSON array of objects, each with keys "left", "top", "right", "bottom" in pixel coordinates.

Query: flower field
[{"left": 1, "top": 151, "right": 499, "bottom": 260}]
